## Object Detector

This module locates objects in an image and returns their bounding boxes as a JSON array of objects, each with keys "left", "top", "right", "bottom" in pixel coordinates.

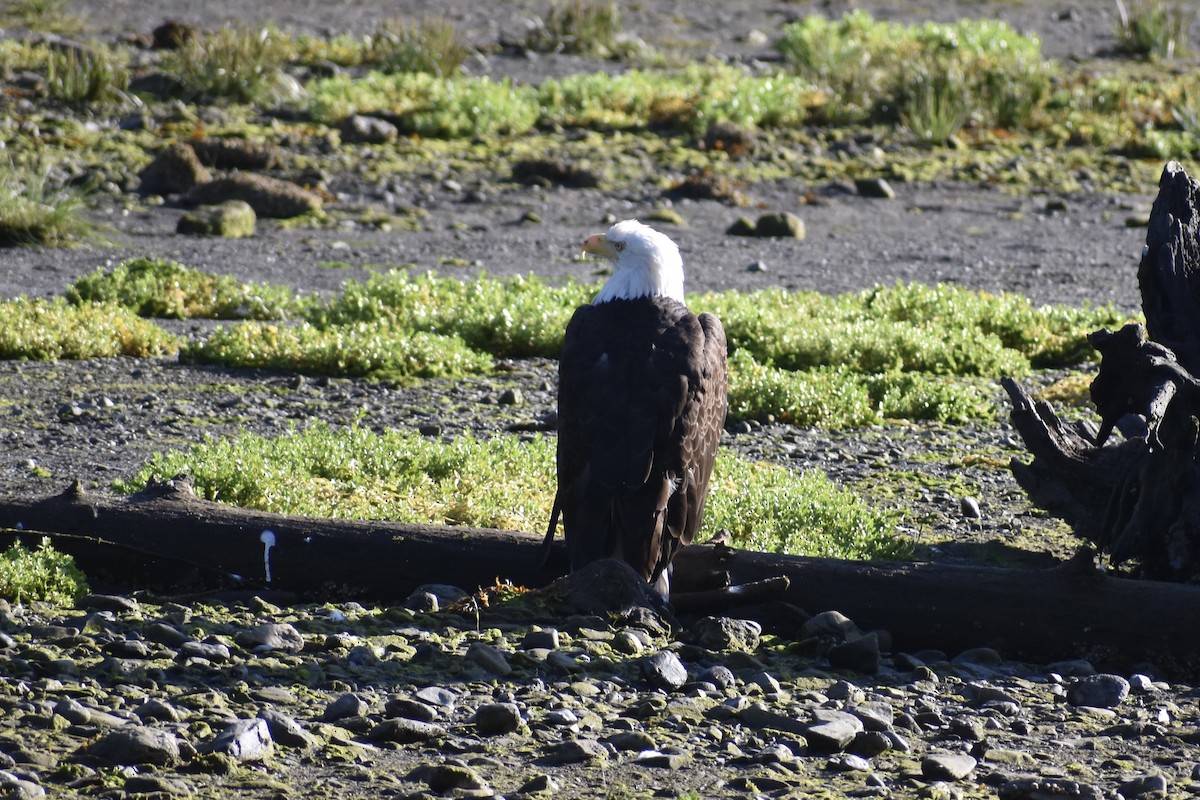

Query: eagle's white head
[{"left": 582, "top": 219, "right": 685, "bottom": 304}]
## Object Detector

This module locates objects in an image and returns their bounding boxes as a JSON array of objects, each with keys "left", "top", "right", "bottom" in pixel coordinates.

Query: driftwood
[
  {"left": 4, "top": 479, "right": 1200, "bottom": 671},
  {"left": 1006, "top": 161, "right": 1200, "bottom": 580}
]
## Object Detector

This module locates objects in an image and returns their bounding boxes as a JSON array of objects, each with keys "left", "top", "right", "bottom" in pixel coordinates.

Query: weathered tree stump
[{"left": 1006, "top": 161, "right": 1200, "bottom": 580}]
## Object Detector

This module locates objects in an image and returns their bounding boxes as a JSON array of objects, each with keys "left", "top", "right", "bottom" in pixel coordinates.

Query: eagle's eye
[{"left": 613, "top": 241, "right": 625, "bottom": 252}]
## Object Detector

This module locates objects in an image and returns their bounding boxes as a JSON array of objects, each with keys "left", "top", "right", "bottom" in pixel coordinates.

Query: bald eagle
[{"left": 541, "top": 219, "right": 728, "bottom": 597}]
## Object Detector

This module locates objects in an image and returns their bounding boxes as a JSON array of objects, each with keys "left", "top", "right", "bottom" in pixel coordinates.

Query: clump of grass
[
  {"left": 0, "top": 297, "right": 178, "bottom": 359},
  {"left": 116, "top": 423, "right": 905, "bottom": 561},
  {"left": 0, "top": 160, "right": 91, "bottom": 247},
  {"left": 181, "top": 321, "right": 492, "bottom": 381},
  {"left": 310, "top": 271, "right": 591, "bottom": 358},
  {"left": 169, "top": 24, "right": 303, "bottom": 105},
  {"left": 1114, "top": 0, "right": 1191, "bottom": 59},
  {"left": 776, "top": 11, "right": 1052, "bottom": 131},
  {"left": 364, "top": 16, "right": 470, "bottom": 76},
  {"left": 67, "top": 258, "right": 305, "bottom": 320},
  {"left": 45, "top": 44, "right": 131, "bottom": 107},
  {"left": 0, "top": 537, "right": 89, "bottom": 605},
  {"left": 524, "top": 0, "right": 629, "bottom": 58},
  {"left": 1, "top": 0, "right": 80, "bottom": 32}
]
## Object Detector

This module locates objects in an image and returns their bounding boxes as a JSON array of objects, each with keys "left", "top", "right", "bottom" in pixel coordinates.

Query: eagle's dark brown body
[{"left": 546, "top": 295, "right": 727, "bottom": 592}]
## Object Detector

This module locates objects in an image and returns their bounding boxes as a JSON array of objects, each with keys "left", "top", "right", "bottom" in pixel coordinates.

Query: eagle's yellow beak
[{"left": 581, "top": 233, "right": 616, "bottom": 260}]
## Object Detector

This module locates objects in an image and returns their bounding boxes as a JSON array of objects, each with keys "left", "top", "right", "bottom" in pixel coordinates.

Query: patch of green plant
[
  {"left": 1, "top": 0, "right": 80, "bottom": 32},
  {"left": 776, "top": 11, "right": 1053, "bottom": 131},
  {"left": 116, "top": 423, "right": 905, "bottom": 561},
  {"left": 45, "top": 44, "right": 130, "bottom": 107},
  {"left": 67, "top": 257, "right": 305, "bottom": 320},
  {"left": 1114, "top": 0, "right": 1191, "bottom": 59},
  {"left": 181, "top": 320, "right": 492, "bottom": 380},
  {"left": 0, "top": 159, "right": 92, "bottom": 247},
  {"left": 310, "top": 270, "right": 592, "bottom": 358},
  {"left": 364, "top": 16, "right": 470, "bottom": 76},
  {"left": 524, "top": 0, "right": 631, "bottom": 58},
  {"left": 309, "top": 72, "right": 539, "bottom": 137},
  {"left": 0, "top": 537, "right": 88, "bottom": 605},
  {"left": 0, "top": 297, "right": 178, "bottom": 359},
  {"left": 168, "top": 24, "right": 303, "bottom": 106}
]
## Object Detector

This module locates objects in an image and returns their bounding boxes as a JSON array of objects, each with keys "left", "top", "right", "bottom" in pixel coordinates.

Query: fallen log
[{"left": 3, "top": 479, "right": 1200, "bottom": 673}]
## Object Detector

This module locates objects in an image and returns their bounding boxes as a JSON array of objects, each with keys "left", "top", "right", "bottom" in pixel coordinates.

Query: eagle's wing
[{"left": 547, "top": 298, "right": 727, "bottom": 586}]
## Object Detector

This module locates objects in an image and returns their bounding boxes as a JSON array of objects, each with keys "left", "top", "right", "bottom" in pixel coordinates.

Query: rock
[
  {"left": 465, "top": 641, "right": 512, "bottom": 676},
  {"left": 746, "top": 260, "right": 768, "bottom": 272},
  {"left": 82, "top": 727, "right": 182, "bottom": 766},
  {"left": 828, "top": 753, "right": 872, "bottom": 772},
  {"left": 1119, "top": 774, "right": 1168, "bottom": 797},
  {"left": 497, "top": 388, "right": 523, "bottom": 406},
  {"left": 699, "top": 664, "right": 736, "bottom": 689},
  {"left": 1066, "top": 674, "right": 1130, "bottom": 708},
  {"left": 542, "top": 738, "right": 608, "bottom": 765},
  {"left": 634, "top": 749, "right": 690, "bottom": 769},
  {"left": 258, "top": 709, "right": 315, "bottom": 749},
  {"left": 800, "top": 610, "right": 862, "bottom": 642},
  {"left": 341, "top": 114, "right": 398, "bottom": 145},
  {"left": 105, "top": 639, "right": 152, "bottom": 659},
  {"left": 0, "top": 772, "right": 44, "bottom": 800},
  {"left": 178, "top": 640, "right": 230, "bottom": 663},
  {"left": 322, "top": 693, "right": 370, "bottom": 721},
  {"left": 521, "top": 629, "right": 559, "bottom": 650},
  {"left": 998, "top": 778, "right": 1112, "bottom": 799},
  {"left": 475, "top": 702, "right": 522, "bottom": 735},
  {"left": 511, "top": 158, "right": 601, "bottom": 188},
  {"left": 922, "top": 752, "right": 977, "bottom": 781},
  {"left": 647, "top": 207, "right": 687, "bottom": 226},
  {"left": 725, "top": 215, "right": 757, "bottom": 236},
  {"left": 177, "top": 201, "right": 257, "bottom": 238},
  {"left": 848, "top": 730, "right": 893, "bottom": 758},
  {"left": 753, "top": 211, "right": 805, "bottom": 239},
  {"left": 151, "top": 19, "right": 194, "bottom": 49},
  {"left": 416, "top": 763, "right": 489, "bottom": 792},
  {"left": 542, "top": 558, "right": 667, "bottom": 617},
  {"left": 185, "top": 173, "right": 321, "bottom": 218},
  {"left": 960, "top": 496, "right": 982, "bottom": 519},
  {"left": 855, "top": 177, "right": 896, "bottom": 199},
  {"left": 138, "top": 143, "right": 210, "bottom": 195},
  {"left": 804, "top": 708, "right": 864, "bottom": 752},
  {"left": 190, "top": 138, "right": 281, "bottom": 170},
  {"left": 145, "top": 622, "right": 191, "bottom": 647},
  {"left": 701, "top": 120, "right": 756, "bottom": 157},
  {"left": 738, "top": 703, "right": 809, "bottom": 736},
  {"left": 209, "top": 718, "right": 273, "bottom": 762},
  {"left": 368, "top": 717, "right": 446, "bottom": 743},
  {"left": 134, "top": 698, "right": 183, "bottom": 723},
  {"left": 385, "top": 697, "right": 438, "bottom": 722},
  {"left": 641, "top": 650, "right": 688, "bottom": 691},
  {"left": 608, "top": 731, "right": 656, "bottom": 751},
  {"left": 828, "top": 631, "right": 881, "bottom": 674},
  {"left": 691, "top": 616, "right": 761, "bottom": 652},
  {"left": 79, "top": 594, "right": 138, "bottom": 613}
]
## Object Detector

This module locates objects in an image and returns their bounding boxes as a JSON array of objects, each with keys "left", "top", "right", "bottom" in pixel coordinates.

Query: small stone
[
  {"left": 647, "top": 207, "right": 687, "bottom": 226},
  {"left": 134, "top": 698, "right": 183, "bottom": 722},
  {"left": 520, "top": 210, "right": 542, "bottom": 224},
  {"left": 754, "top": 211, "right": 805, "bottom": 239},
  {"left": 698, "top": 664, "right": 736, "bottom": 689},
  {"left": 368, "top": 717, "right": 446, "bottom": 743},
  {"left": 804, "top": 708, "right": 864, "bottom": 752},
  {"left": 543, "top": 738, "right": 608, "bottom": 765},
  {"left": 121, "top": 774, "right": 190, "bottom": 796},
  {"left": 138, "top": 142, "right": 210, "bottom": 195},
  {"left": 1045, "top": 198, "right": 1068, "bottom": 213},
  {"left": 185, "top": 173, "right": 321, "bottom": 218},
  {"left": 385, "top": 697, "right": 438, "bottom": 722},
  {"left": 691, "top": 616, "right": 761, "bottom": 652},
  {"left": 960, "top": 496, "right": 982, "bottom": 519},
  {"left": 178, "top": 640, "right": 230, "bottom": 663},
  {"left": 634, "top": 749, "right": 690, "bottom": 769},
  {"left": 341, "top": 114, "right": 399, "bottom": 144},
  {"left": 800, "top": 610, "right": 862, "bottom": 642},
  {"left": 521, "top": 629, "right": 559, "bottom": 650},
  {"left": 415, "top": 686, "right": 458, "bottom": 708},
  {"left": 848, "top": 730, "right": 892, "bottom": 758},
  {"left": 746, "top": 260, "right": 768, "bottom": 273},
  {"left": 738, "top": 703, "right": 809, "bottom": 735},
  {"left": 82, "top": 727, "right": 182, "bottom": 767},
  {"left": 418, "top": 764, "right": 489, "bottom": 792},
  {"left": 106, "top": 639, "right": 152, "bottom": 659},
  {"left": 322, "top": 693, "right": 369, "bottom": 721},
  {"left": 641, "top": 650, "right": 688, "bottom": 690},
  {"left": 79, "top": 594, "right": 138, "bottom": 613},
  {"left": 234, "top": 622, "right": 304, "bottom": 652},
  {"left": 497, "top": 388, "right": 523, "bottom": 406},
  {"left": 922, "top": 752, "right": 977, "bottom": 781},
  {"left": 177, "top": 200, "right": 257, "bottom": 238},
  {"left": 1066, "top": 674, "right": 1130, "bottom": 708},
  {"left": 209, "top": 718, "right": 273, "bottom": 762},
  {"left": 608, "top": 731, "right": 655, "bottom": 751},
  {"left": 828, "top": 631, "right": 881, "bottom": 674},
  {"left": 726, "top": 216, "right": 757, "bottom": 236},
  {"left": 475, "top": 702, "right": 522, "bottom": 735},
  {"left": 855, "top": 177, "right": 896, "bottom": 199},
  {"left": 0, "top": 772, "right": 44, "bottom": 800},
  {"left": 827, "top": 753, "right": 872, "bottom": 772},
  {"left": 259, "top": 709, "right": 315, "bottom": 749}
]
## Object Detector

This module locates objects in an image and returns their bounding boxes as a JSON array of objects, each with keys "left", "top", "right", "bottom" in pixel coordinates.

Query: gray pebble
[
  {"left": 0, "top": 772, "right": 44, "bottom": 800},
  {"left": 543, "top": 738, "right": 608, "bottom": 765},
  {"left": 209, "top": 718, "right": 273, "bottom": 762},
  {"left": 1118, "top": 774, "right": 1168, "bottom": 798},
  {"left": 828, "top": 631, "right": 881, "bottom": 674},
  {"left": 922, "top": 751, "right": 977, "bottom": 781},
  {"left": 521, "top": 629, "right": 559, "bottom": 650},
  {"left": 475, "top": 702, "right": 523, "bottom": 735},
  {"left": 641, "top": 650, "right": 688, "bottom": 691},
  {"left": 178, "top": 641, "right": 230, "bottom": 663},
  {"left": 804, "top": 708, "right": 864, "bottom": 752},
  {"left": 368, "top": 717, "right": 446, "bottom": 743},
  {"left": 1066, "top": 674, "right": 1130, "bottom": 708},
  {"left": 234, "top": 623, "right": 304, "bottom": 652},
  {"left": 385, "top": 697, "right": 438, "bottom": 722},
  {"left": 608, "top": 730, "right": 655, "bottom": 751},
  {"left": 466, "top": 641, "right": 512, "bottom": 676},
  {"left": 134, "top": 698, "right": 182, "bottom": 723},
  {"left": 82, "top": 727, "right": 182, "bottom": 767},
  {"left": 960, "top": 496, "right": 982, "bottom": 519},
  {"left": 258, "top": 709, "right": 315, "bottom": 749},
  {"left": 691, "top": 616, "right": 761, "bottom": 652},
  {"left": 828, "top": 753, "right": 872, "bottom": 772},
  {"left": 322, "top": 692, "right": 369, "bottom": 721},
  {"left": 698, "top": 664, "right": 736, "bottom": 689}
]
